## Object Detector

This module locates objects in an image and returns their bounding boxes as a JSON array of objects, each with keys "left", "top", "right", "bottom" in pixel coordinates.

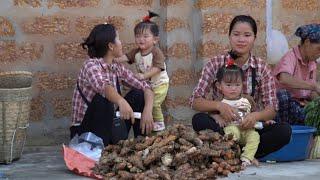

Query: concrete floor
[{"left": 1, "top": 146, "right": 320, "bottom": 180}]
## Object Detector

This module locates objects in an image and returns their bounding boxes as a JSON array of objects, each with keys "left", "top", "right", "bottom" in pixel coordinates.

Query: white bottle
[
  {"left": 115, "top": 111, "right": 141, "bottom": 119},
  {"left": 254, "top": 122, "right": 264, "bottom": 129}
]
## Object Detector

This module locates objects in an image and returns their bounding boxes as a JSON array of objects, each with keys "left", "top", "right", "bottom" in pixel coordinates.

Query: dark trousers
[
  {"left": 275, "top": 89, "right": 306, "bottom": 124},
  {"left": 70, "top": 89, "right": 145, "bottom": 146},
  {"left": 192, "top": 113, "right": 292, "bottom": 158}
]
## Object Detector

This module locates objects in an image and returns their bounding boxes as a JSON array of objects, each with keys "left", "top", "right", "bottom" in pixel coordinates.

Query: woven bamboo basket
[{"left": 0, "top": 71, "right": 32, "bottom": 164}]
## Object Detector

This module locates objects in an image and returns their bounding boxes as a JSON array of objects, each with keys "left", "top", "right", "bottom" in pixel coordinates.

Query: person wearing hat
[{"left": 273, "top": 24, "right": 320, "bottom": 124}]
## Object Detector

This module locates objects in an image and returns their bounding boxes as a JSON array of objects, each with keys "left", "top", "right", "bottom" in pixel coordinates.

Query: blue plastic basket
[{"left": 260, "top": 125, "right": 316, "bottom": 162}]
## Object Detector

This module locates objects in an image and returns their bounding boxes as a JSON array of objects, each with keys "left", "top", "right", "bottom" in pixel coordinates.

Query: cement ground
[{"left": 1, "top": 146, "right": 319, "bottom": 180}]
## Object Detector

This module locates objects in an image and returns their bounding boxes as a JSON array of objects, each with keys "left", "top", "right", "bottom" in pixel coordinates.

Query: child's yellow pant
[
  {"left": 224, "top": 125, "right": 260, "bottom": 161},
  {"left": 152, "top": 83, "right": 169, "bottom": 123}
]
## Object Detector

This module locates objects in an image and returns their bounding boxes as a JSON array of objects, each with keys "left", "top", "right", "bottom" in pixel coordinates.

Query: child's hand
[
  {"left": 240, "top": 112, "right": 258, "bottom": 129},
  {"left": 136, "top": 73, "right": 145, "bottom": 80},
  {"left": 264, "top": 120, "right": 276, "bottom": 125}
]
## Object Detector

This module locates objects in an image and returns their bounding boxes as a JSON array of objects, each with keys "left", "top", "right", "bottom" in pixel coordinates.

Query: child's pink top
[{"left": 273, "top": 46, "right": 317, "bottom": 100}]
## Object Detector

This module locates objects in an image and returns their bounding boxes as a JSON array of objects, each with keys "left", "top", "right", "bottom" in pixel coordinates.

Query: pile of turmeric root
[{"left": 94, "top": 124, "right": 242, "bottom": 179}]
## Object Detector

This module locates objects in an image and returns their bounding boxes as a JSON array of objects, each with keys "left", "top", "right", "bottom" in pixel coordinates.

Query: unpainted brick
[
  {"left": 19, "top": 42, "right": 43, "bottom": 61},
  {"left": 195, "top": 0, "right": 265, "bottom": 9},
  {"left": 123, "top": 43, "right": 137, "bottom": 54},
  {"left": 35, "top": 72, "right": 76, "bottom": 91},
  {"left": 14, "top": 0, "right": 41, "bottom": 7},
  {"left": 55, "top": 42, "right": 87, "bottom": 61},
  {"left": 116, "top": 0, "right": 153, "bottom": 6},
  {"left": 48, "top": 0, "right": 100, "bottom": 9},
  {"left": 202, "top": 13, "right": 234, "bottom": 34},
  {"left": 160, "top": 0, "right": 184, "bottom": 6},
  {"left": 281, "top": 0, "right": 320, "bottom": 11},
  {"left": 255, "top": 18, "right": 266, "bottom": 34},
  {"left": 22, "top": 16, "right": 70, "bottom": 35},
  {"left": 288, "top": 38, "right": 300, "bottom": 49},
  {"left": 0, "top": 41, "right": 43, "bottom": 62},
  {"left": 164, "top": 18, "right": 187, "bottom": 32},
  {"left": 134, "top": 18, "right": 161, "bottom": 28},
  {"left": 280, "top": 18, "right": 320, "bottom": 36},
  {"left": 30, "top": 95, "right": 45, "bottom": 122},
  {"left": 167, "top": 43, "right": 191, "bottom": 60},
  {"left": 203, "top": 13, "right": 265, "bottom": 35},
  {"left": 75, "top": 16, "right": 125, "bottom": 36},
  {"left": 170, "top": 68, "right": 199, "bottom": 85},
  {"left": 0, "top": 17, "right": 15, "bottom": 37},
  {"left": 309, "top": 19, "right": 320, "bottom": 24},
  {"left": 252, "top": 44, "right": 267, "bottom": 60},
  {"left": 197, "top": 41, "right": 228, "bottom": 58},
  {"left": 281, "top": 22, "right": 294, "bottom": 36},
  {"left": 0, "top": 41, "right": 17, "bottom": 62},
  {"left": 164, "top": 96, "right": 189, "bottom": 108},
  {"left": 52, "top": 97, "right": 72, "bottom": 118}
]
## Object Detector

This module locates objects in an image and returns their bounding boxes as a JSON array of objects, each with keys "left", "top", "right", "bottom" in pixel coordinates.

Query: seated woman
[
  {"left": 273, "top": 24, "right": 320, "bottom": 124},
  {"left": 70, "top": 23, "right": 154, "bottom": 146},
  {"left": 190, "top": 15, "right": 292, "bottom": 158}
]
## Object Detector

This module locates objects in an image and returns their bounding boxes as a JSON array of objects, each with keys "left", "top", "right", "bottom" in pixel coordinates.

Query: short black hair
[
  {"left": 134, "top": 11, "right": 159, "bottom": 37},
  {"left": 229, "top": 15, "right": 257, "bottom": 37},
  {"left": 216, "top": 65, "right": 244, "bottom": 83},
  {"left": 81, "top": 24, "right": 116, "bottom": 58}
]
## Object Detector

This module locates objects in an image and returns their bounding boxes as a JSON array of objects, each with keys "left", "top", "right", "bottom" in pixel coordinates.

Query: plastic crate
[{"left": 260, "top": 125, "right": 316, "bottom": 162}]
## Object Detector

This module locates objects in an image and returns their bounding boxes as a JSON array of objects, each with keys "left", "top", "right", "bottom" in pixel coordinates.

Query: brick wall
[{"left": 0, "top": 0, "right": 319, "bottom": 146}]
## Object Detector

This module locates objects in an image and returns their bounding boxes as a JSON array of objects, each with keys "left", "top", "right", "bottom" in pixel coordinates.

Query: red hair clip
[
  {"left": 143, "top": 15, "right": 151, "bottom": 22},
  {"left": 226, "top": 58, "right": 235, "bottom": 67}
]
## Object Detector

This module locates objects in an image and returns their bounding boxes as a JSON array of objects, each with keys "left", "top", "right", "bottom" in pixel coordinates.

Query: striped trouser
[{"left": 274, "top": 89, "right": 305, "bottom": 125}]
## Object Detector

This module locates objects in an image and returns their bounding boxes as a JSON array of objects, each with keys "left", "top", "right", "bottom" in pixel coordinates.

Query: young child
[
  {"left": 211, "top": 60, "right": 260, "bottom": 168},
  {"left": 116, "top": 11, "right": 169, "bottom": 132}
]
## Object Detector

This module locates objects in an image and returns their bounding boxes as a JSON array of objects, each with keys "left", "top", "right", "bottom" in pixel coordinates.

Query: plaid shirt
[
  {"left": 190, "top": 54, "right": 278, "bottom": 111},
  {"left": 72, "top": 58, "right": 150, "bottom": 125}
]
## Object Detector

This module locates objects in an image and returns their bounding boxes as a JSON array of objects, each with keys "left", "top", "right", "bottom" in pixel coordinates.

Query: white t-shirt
[
  {"left": 134, "top": 52, "right": 169, "bottom": 87},
  {"left": 222, "top": 97, "right": 252, "bottom": 124}
]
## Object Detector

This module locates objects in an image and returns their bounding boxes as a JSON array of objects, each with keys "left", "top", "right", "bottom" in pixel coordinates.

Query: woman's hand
[
  {"left": 240, "top": 112, "right": 258, "bottom": 129},
  {"left": 118, "top": 99, "right": 134, "bottom": 124},
  {"left": 140, "top": 107, "right": 154, "bottom": 135},
  {"left": 217, "top": 102, "right": 240, "bottom": 122},
  {"left": 210, "top": 114, "right": 227, "bottom": 127}
]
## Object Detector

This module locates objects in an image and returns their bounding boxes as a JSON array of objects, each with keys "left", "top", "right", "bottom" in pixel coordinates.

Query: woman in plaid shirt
[
  {"left": 190, "top": 15, "right": 292, "bottom": 158},
  {"left": 71, "top": 24, "right": 154, "bottom": 145}
]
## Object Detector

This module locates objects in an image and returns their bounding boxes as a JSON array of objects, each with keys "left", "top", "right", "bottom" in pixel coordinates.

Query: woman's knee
[
  {"left": 91, "top": 94, "right": 114, "bottom": 109},
  {"left": 192, "top": 113, "right": 209, "bottom": 132},
  {"left": 192, "top": 113, "right": 222, "bottom": 133},
  {"left": 277, "top": 123, "right": 292, "bottom": 145},
  {"left": 125, "top": 88, "right": 145, "bottom": 111}
]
